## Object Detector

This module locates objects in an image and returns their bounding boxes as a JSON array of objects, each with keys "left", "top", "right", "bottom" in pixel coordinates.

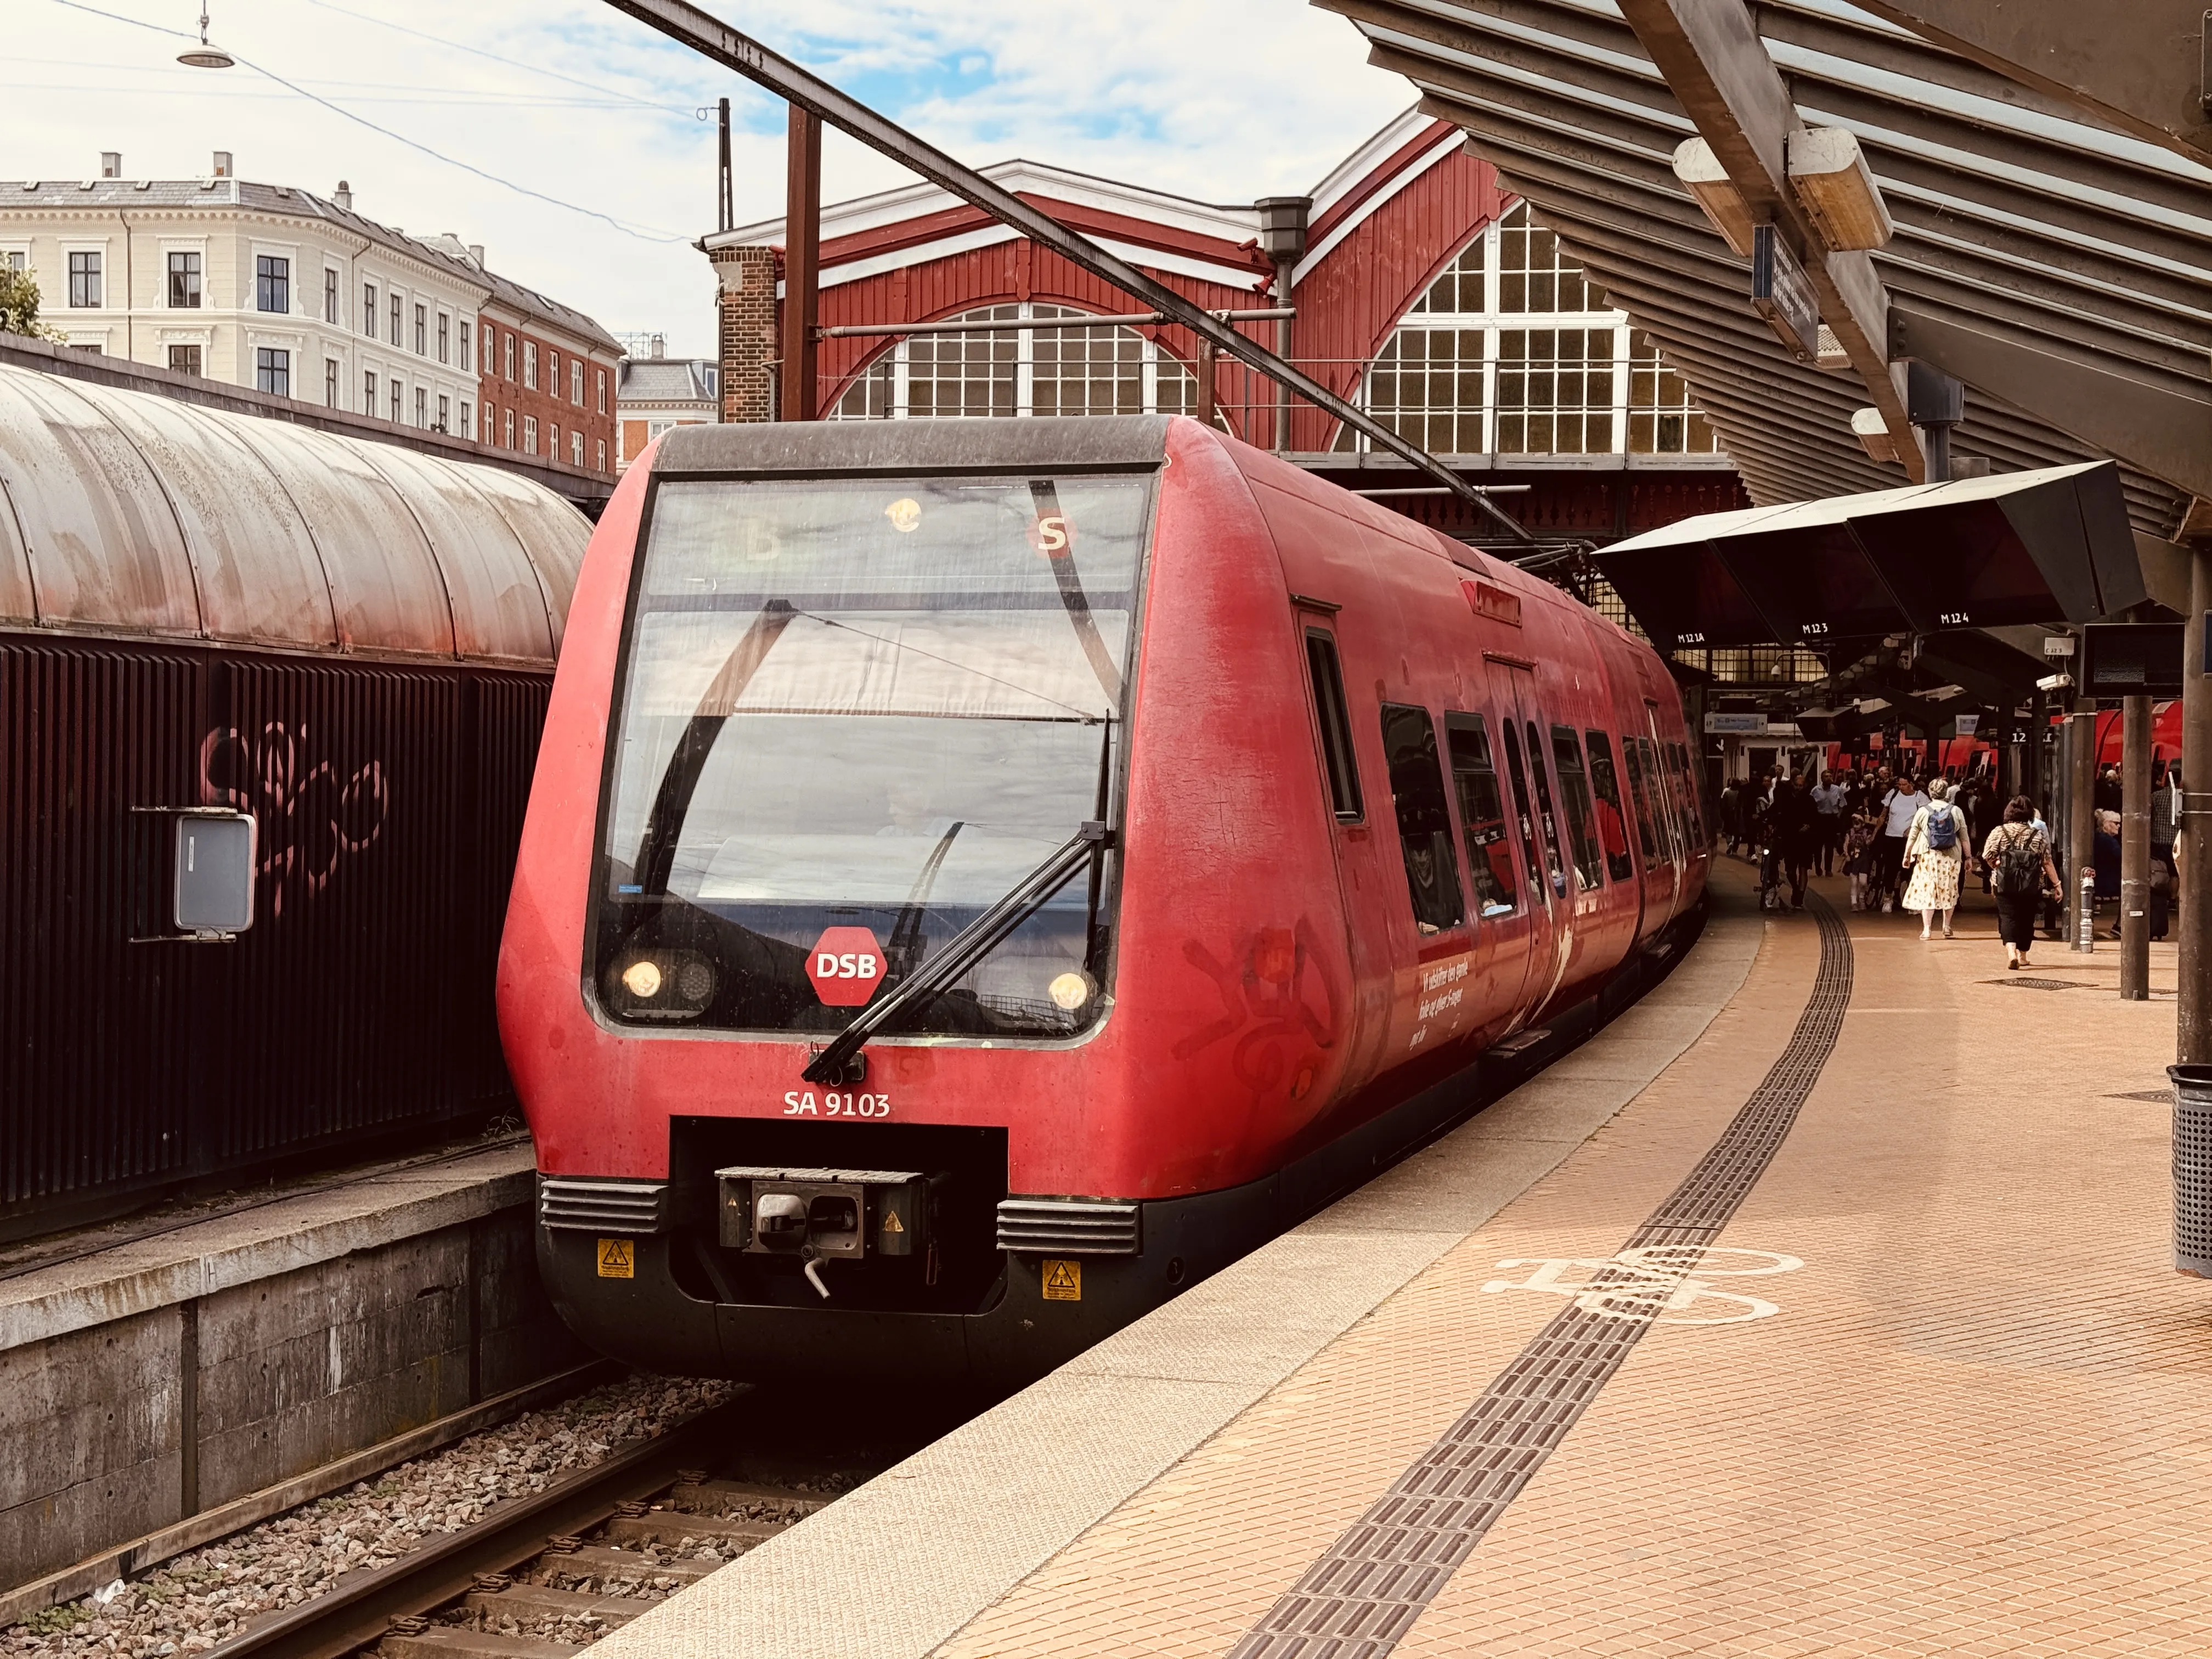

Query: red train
[{"left": 497, "top": 416, "right": 1709, "bottom": 1384}]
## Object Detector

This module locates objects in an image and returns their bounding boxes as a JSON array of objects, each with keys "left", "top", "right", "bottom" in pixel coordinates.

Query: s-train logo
[{"left": 808, "top": 926, "right": 887, "bottom": 1006}]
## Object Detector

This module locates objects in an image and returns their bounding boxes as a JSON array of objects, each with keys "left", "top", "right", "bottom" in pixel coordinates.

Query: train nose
[{"left": 754, "top": 1192, "right": 810, "bottom": 1247}]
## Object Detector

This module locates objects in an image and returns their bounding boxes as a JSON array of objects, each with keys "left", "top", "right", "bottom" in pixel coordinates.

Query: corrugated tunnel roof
[{"left": 0, "top": 363, "right": 590, "bottom": 667}]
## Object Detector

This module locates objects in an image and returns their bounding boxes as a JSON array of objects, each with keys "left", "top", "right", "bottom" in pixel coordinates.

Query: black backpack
[{"left": 1990, "top": 827, "right": 2041, "bottom": 895}]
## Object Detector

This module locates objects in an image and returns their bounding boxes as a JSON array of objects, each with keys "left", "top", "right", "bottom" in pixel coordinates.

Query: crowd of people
[{"left": 1718, "top": 758, "right": 2179, "bottom": 969}]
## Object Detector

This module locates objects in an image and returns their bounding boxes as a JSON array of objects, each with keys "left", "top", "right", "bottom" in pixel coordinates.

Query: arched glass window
[
  {"left": 1337, "top": 204, "right": 1719, "bottom": 459},
  {"left": 832, "top": 302, "right": 1195, "bottom": 420}
]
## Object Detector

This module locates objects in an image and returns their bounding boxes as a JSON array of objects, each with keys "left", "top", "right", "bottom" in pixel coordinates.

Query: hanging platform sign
[{"left": 1752, "top": 225, "right": 1820, "bottom": 362}]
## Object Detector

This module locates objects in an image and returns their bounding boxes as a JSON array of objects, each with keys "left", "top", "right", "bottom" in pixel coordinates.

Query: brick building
[{"left": 476, "top": 269, "right": 622, "bottom": 477}]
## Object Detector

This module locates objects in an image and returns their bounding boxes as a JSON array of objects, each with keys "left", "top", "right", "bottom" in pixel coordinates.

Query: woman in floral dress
[{"left": 1901, "top": 776, "right": 1968, "bottom": 939}]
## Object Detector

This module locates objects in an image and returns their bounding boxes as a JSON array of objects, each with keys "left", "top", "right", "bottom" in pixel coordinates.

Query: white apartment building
[{"left": 1, "top": 151, "right": 483, "bottom": 441}]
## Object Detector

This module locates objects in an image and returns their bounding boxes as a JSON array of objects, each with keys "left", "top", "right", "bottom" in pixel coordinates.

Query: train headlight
[
  {"left": 621, "top": 959, "right": 663, "bottom": 998},
  {"left": 884, "top": 497, "right": 921, "bottom": 533},
  {"left": 1048, "top": 971, "right": 1093, "bottom": 1012}
]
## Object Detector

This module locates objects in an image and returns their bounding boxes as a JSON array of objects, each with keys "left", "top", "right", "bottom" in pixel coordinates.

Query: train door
[
  {"left": 1487, "top": 661, "right": 1571, "bottom": 1019},
  {"left": 1639, "top": 705, "right": 1687, "bottom": 921},
  {"left": 1444, "top": 711, "right": 1538, "bottom": 1030},
  {"left": 1295, "top": 614, "right": 1390, "bottom": 1096}
]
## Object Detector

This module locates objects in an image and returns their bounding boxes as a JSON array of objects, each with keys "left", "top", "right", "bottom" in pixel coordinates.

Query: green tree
[{"left": 0, "top": 266, "right": 63, "bottom": 340}]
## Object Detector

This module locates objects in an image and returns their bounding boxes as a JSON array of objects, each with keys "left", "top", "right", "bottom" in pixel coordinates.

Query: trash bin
[{"left": 2170, "top": 1064, "right": 2212, "bottom": 1277}]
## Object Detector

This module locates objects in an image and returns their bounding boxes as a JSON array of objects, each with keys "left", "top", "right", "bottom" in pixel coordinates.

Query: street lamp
[{"left": 178, "top": 6, "right": 235, "bottom": 69}]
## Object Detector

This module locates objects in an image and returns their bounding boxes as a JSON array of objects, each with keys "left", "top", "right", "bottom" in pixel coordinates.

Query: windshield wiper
[{"left": 801, "top": 821, "right": 1113, "bottom": 1084}]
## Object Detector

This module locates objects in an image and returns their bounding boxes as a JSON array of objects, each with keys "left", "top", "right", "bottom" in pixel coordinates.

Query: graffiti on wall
[{"left": 199, "top": 724, "right": 388, "bottom": 917}]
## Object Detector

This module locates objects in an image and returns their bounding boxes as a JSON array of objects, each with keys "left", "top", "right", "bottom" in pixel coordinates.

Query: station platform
[{"left": 597, "top": 861, "right": 2199, "bottom": 1658}]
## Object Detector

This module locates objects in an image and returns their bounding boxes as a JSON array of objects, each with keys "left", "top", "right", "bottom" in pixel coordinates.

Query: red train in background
[{"left": 496, "top": 415, "right": 1710, "bottom": 1385}]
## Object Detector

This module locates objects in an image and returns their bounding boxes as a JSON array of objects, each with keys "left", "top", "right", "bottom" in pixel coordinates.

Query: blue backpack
[{"left": 1923, "top": 802, "right": 1958, "bottom": 850}]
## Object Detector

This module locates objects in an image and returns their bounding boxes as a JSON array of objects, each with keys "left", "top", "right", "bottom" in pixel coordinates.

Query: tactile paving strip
[{"left": 1228, "top": 896, "right": 1853, "bottom": 1659}]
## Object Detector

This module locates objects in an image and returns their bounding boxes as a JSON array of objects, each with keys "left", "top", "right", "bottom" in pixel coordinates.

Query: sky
[{"left": 7, "top": 0, "right": 1414, "bottom": 358}]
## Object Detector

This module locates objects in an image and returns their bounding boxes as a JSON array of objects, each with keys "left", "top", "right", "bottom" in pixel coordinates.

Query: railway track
[{"left": 205, "top": 1395, "right": 862, "bottom": 1659}]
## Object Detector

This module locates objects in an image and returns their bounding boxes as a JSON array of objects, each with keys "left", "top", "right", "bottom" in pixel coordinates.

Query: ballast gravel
[{"left": 3, "top": 1374, "right": 737, "bottom": 1657}]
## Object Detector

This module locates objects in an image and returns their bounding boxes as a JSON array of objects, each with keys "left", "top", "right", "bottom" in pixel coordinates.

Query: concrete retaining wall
[{"left": 0, "top": 1144, "right": 586, "bottom": 1592}]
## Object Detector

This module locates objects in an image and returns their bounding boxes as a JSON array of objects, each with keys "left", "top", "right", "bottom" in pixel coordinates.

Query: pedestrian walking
[
  {"left": 1810, "top": 768, "right": 1848, "bottom": 875},
  {"left": 1842, "top": 805, "right": 1881, "bottom": 911},
  {"left": 1719, "top": 778, "right": 1745, "bottom": 857},
  {"left": 1872, "top": 772, "right": 1925, "bottom": 913},
  {"left": 1982, "top": 795, "right": 2061, "bottom": 970},
  {"left": 1771, "top": 776, "right": 1821, "bottom": 910},
  {"left": 2151, "top": 764, "right": 2181, "bottom": 940},
  {"left": 1902, "top": 777, "right": 1967, "bottom": 939}
]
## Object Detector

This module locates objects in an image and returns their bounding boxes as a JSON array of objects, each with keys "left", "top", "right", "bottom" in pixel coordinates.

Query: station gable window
[
  {"left": 831, "top": 302, "right": 1195, "bottom": 420},
  {"left": 1628, "top": 329, "right": 1721, "bottom": 455},
  {"left": 1336, "top": 204, "right": 1718, "bottom": 462}
]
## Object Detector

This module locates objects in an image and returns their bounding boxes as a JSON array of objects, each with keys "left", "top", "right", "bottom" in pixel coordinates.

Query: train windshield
[{"left": 592, "top": 472, "right": 1152, "bottom": 1040}]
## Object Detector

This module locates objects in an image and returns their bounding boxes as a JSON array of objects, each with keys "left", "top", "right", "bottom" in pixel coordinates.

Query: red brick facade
[{"left": 477, "top": 307, "right": 619, "bottom": 476}]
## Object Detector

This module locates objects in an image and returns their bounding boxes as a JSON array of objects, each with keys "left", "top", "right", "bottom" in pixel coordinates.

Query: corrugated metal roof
[
  {"left": 1324, "top": 0, "right": 2208, "bottom": 540},
  {"left": 0, "top": 363, "right": 588, "bottom": 666}
]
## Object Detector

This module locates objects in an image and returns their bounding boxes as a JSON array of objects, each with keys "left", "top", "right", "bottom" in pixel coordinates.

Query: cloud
[{"left": 6, "top": 0, "right": 1408, "bottom": 357}]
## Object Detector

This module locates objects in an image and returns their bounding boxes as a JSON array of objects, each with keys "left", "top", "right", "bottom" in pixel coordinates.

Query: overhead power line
[{"left": 41, "top": 0, "right": 691, "bottom": 245}]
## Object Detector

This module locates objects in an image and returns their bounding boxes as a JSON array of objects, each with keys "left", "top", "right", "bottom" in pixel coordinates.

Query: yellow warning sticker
[
  {"left": 1042, "top": 1258, "right": 1081, "bottom": 1301},
  {"left": 881, "top": 1210, "right": 905, "bottom": 1234},
  {"left": 596, "top": 1238, "right": 635, "bottom": 1279}
]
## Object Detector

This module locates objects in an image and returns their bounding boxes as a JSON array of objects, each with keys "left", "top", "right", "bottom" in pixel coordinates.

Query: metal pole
[
  {"left": 1194, "top": 336, "right": 1216, "bottom": 430},
  {"left": 2025, "top": 686, "right": 2045, "bottom": 814},
  {"left": 780, "top": 104, "right": 820, "bottom": 422},
  {"left": 717, "top": 97, "right": 732, "bottom": 233},
  {"left": 1274, "top": 257, "right": 1294, "bottom": 455},
  {"left": 595, "top": 0, "right": 1526, "bottom": 535},
  {"left": 2069, "top": 695, "right": 2097, "bottom": 952},
  {"left": 2122, "top": 692, "right": 2152, "bottom": 998},
  {"left": 2182, "top": 541, "right": 2212, "bottom": 1062}
]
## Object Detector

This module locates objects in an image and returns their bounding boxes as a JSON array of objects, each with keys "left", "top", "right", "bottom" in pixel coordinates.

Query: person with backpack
[
  {"left": 1982, "top": 794, "right": 2062, "bottom": 970},
  {"left": 1901, "top": 776, "right": 1968, "bottom": 939},
  {"left": 1872, "top": 772, "right": 1925, "bottom": 913}
]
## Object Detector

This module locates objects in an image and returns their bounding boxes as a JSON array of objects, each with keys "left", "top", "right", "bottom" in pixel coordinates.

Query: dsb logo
[{"left": 807, "top": 926, "right": 888, "bottom": 1007}]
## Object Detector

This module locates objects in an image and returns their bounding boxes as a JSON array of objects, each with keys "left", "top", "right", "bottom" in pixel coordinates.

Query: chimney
[
  {"left": 651, "top": 334, "right": 665, "bottom": 359},
  {"left": 100, "top": 152, "right": 121, "bottom": 179},
  {"left": 211, "top": 151, "right": 232, "bottom": 179},
  {"left": 467, "top": 244, "right": 485, "bottom": 268},
  {"left": 333, "top": 179, "right": 352, "bottom": 210}
]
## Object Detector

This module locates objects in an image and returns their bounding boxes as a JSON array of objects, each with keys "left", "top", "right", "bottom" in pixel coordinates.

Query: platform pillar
[
  {"left": 2068, "top": 696, "right": 2097, "bottom": 953},
  {"left": 2121, "top": 693, "right": 2151, "bottom": 998},
  {"left": 2181, "top": 537, "right": 2212, "bottom": 1061}
]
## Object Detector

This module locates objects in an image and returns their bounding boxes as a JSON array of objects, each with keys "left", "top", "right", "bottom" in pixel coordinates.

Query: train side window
[
  {"left": 1379, "top": 703, "right": 1467, "bottom": 935},
  {"left": 1549, "top": 726, "right": 1605, "bottom": 891},
  {"left": 1583, "top": 731, "right": 1638, "bottom": 883},
  {"left": 1445, "top": 713, "right": 1518, "bottom": 917},
  {"left": 1669, "top": 741, "right": 1707, "bottom": 844},
  {"left": 1497, "top": 719, "right": 1548, "bottom": 899},
  {"left": 1618, "top": 736, "right": 1661, "bottom": 862},
  {"left": 1304, "top": 629, "right": 1364, "bottom": 823},
  {"left": 1523, "top": 719, "right": 1569, "bottom": 898},
  {"left": 1638, "top": 733, "right": 1683, "bottom": 864}
]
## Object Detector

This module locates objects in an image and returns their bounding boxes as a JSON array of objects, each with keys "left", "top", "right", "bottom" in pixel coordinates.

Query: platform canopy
[
  {"left": 1597, "top": 459, "right": 2143, "bottom": 652},
  {"left": 1320, "top": 0, "right": 2212, "bottom": 552}
]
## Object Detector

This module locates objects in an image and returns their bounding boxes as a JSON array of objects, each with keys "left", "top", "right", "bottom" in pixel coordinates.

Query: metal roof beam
[
  {"left": 1612, "top": 0, "right": 1921, "bottom": 480},
  {"left": 1890, "top": 301, "right": 2212, "bottom": 500},
  {"left": 1847, "top": 0, "right": 2212, "bottom": 170}
]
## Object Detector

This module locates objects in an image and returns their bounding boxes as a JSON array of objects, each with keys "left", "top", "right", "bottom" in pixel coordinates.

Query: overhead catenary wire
[{"left": 41, "top": 0, "right": 691, "bottom": 245}]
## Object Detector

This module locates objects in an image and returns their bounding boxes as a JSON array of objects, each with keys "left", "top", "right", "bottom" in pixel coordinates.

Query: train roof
[
  {"left": 0, "top": 363, "right": 590, "bottom": 667},
  {"left": 651, "top": 415, "right": 1172, "bottom": 477}
]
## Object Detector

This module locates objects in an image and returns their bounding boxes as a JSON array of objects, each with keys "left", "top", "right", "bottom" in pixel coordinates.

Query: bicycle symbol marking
[{"left": 1481, "top": 1246, "right": 1803, "bottom": 1325}]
